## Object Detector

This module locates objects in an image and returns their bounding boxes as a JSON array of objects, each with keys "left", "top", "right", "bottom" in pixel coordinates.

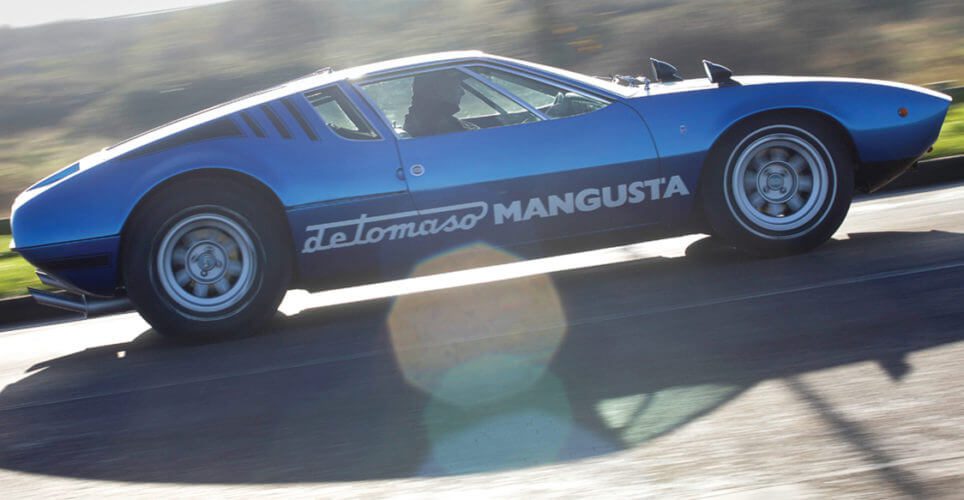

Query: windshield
[{"left": 492, "top": 55, "right": 638, "bottom": 97}]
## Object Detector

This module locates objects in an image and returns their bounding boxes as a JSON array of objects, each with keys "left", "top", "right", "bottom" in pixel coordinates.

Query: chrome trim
[
  {"left": 156, "top": 212, "right": 257, "bottom": 315},
  {"left": 352, "top": 62, "right": 566, "bottom": 138},
  {"left": 29, "top": 289, "right": 85, "bottom": 314},
  {"left": 36, "top": 271, "right": 87, "bottom": 296},
  {"left": 300, "top": 84, "right": 387, "bottom": 142},
  {"left": 723, "top": 125, "right": 837, "bottom": 240},
  {"left": 349, "top": 80, "right": 405, "bottom": 136},
  {"left": 349, "top": 56, "right": 624, "bottom": 101},
  {"left": 464, "top": 62, "right": 614, "bottom": 105},
  {"left": 29, "top": 288, "right": 132, "bottom": 317},
  {"left": 457, "top": 66, "right": 550, "bottom": 120}
]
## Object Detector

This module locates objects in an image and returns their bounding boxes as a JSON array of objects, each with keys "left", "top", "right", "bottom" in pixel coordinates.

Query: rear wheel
[
  {"left": 701, "top": 115, "right": 854, "bottom": 256},
  {"left": 123, "top": 178, "right": 291, "bottom": 341}
]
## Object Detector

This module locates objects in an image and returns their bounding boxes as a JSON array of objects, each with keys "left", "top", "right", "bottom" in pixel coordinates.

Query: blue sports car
[{"left": 9, "top": 51, "right": 951, "bottom": 340}]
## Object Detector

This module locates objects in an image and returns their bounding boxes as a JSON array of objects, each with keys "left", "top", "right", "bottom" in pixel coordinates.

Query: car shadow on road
[{"left": 0, "top": 230, "right": 962, "bottom": 487}]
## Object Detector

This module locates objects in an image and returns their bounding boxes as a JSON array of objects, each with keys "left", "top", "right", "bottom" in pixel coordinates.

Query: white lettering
[
  {"left": 439, "top": 214, "right": 460, "bottom": 232},
  {"left": 494, "top": 201, "right": 522, "bottom": 225},
  {"left": 366, "top": 226, "right": 385, "bottom": 243},
  {"left": 628, "top": 181, "right": 646, "bottom": 203},
  {"left": 548, "top": 193, "right": 574, "bottom": 216},
  {"left": 523, "top": 197, "right": 550, "bottom": 220},
  {"left": 302, "top": 202, "right": 487, "bottom": 253},
  {"left": 664, "top": 175, "right": 690, "bottom": 198},
  {"left": 644, "top": 179, "right": 662, "bottom": 200},
  {"left": 602, "top": 185, "right": 627, "bottom": 208},
  {"left": 575, "top": 188, "right": 601, "bottom": 212},
  {"left": 302, "top": 177, "right": 691, "bottom": 253},
  {"left": 385, "top": 222, "right": 416, "bottom": 240}
]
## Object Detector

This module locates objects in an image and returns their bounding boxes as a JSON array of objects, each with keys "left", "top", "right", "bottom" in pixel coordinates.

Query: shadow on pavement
[{"left": 0, "top": 230, "right": 962, "bottom": 485}]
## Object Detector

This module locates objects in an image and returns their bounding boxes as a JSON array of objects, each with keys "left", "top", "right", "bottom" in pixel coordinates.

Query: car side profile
[{"left": 9, "top": 51, "right": 951, "bottom": 340}]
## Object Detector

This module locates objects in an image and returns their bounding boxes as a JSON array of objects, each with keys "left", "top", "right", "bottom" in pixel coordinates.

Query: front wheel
[
  {"left": 123, "top": 178, "right": 291, "bottom": 342},
  {"left": 701, "top": 115, "right": 854, "bottom": 256}
]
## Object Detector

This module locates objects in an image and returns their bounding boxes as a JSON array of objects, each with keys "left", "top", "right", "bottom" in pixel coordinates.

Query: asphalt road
[{"left": 1, "top": 183, "right": 963, "bottom": 498}]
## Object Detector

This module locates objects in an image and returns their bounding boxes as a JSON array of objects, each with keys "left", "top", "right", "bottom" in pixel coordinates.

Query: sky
[{"left": 0, "top": 0, "right": 233, "bottom": 28}]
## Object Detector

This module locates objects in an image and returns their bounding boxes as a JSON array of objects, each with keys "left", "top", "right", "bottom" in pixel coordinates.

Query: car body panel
[
  {"left": 393, "top": 102, "right": 662, "bottom": 244},
  {"left": 15, "top": 236, "right": 120, "bottom": 297},
  {"left": 626, "top": 78, "right": 950, "bottom": 222},
  {"left": 9, "top": 51, "right": 951, "bottom": 298}
]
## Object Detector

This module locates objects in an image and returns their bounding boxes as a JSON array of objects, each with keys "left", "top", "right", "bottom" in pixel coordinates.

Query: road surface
[{"left": 1, "top": 183, "right": 963, "bottom": 498}]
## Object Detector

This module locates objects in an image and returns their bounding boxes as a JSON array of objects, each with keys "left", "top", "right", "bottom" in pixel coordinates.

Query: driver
[{"left": 403, "top": 72, "right": 477, "bottom": 137}]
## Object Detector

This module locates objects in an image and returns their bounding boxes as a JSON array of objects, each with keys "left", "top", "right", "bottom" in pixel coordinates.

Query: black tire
[
  {"left": 701, "top": 114, "right": 854, "bottom": 257},
  {"left": 123, "top": 177, "right": 291, "bottom": 342}
]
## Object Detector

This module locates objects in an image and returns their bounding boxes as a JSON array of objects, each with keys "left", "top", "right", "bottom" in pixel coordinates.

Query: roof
[
  {"left": 225, "top": 50, "right": 491, "bottom": 113},
  {"left": 290, "top": 50, "right": 488, "bottom": 90},
  {"left": 83, "top": 51, "right": 491, "bottom": 168}
]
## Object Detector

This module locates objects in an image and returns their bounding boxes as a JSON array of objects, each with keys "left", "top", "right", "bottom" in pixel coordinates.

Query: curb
[{"left": 0, "top": 154, "right": 961, "bottom": 328}]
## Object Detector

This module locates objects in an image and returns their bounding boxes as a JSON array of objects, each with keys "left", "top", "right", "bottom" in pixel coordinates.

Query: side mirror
[
  {"left": 702, "top": 60, "right": 739, "bottom": 87},
  {"left": 650, "top": 58, "right": 684, "bottom": 83}
]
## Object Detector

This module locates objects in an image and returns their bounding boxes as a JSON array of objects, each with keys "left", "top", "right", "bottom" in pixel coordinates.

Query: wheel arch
[
  {"left": 692, "top": 108, "right": 858, "bottom": 228},
  {"left": 119, "top": 168, "right": 297, "bottom": 287}
]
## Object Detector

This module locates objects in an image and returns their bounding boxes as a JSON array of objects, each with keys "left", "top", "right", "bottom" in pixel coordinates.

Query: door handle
[
  {"left": 395, "top": 167, "right": 405, "bottom": 181},
  {"left": 410, "top": 164, "right": 426, "bottom": 177}
]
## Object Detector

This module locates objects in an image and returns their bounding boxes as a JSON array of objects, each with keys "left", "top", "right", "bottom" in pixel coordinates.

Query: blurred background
[
  {"left": 0, "top": 5, "right": 963, "bottom": 495},
  {"left": 0, "top": 0, "right": 962, "bottom": 296}
]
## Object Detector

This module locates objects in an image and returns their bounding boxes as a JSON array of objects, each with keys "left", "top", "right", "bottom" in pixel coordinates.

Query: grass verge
[
  {"left": 0, "top": 235, "right": 41, "bottom": 300},
  {"left": 927, "top": 103, "right": 964, "bottom": 159}
]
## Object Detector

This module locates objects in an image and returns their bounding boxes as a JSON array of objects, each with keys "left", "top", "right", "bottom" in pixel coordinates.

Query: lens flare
[
  {"left": 388, "top": 243, "right": 567, "bottom": 408},
  {"left": 419, "top": 369, "right": 574, "bottom": 475}
]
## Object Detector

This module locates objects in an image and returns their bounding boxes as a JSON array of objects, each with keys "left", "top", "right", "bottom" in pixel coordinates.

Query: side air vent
[
  {"left": 240, "top": 111, "right": 265, "bottom": 138},
  {"left": 117, "top": 118, "right": 243, "bottom": 161},
  {"left": 282, "top": 98, "right": 319, "bottom": 141},
  {"left": 260, "top": 104, "right": 291, "bottom": 139}
]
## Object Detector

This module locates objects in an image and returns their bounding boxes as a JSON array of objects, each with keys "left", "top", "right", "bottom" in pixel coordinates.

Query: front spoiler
[
  {"left": 30, "top": 272, "right": 131, "bottom": 317},
  {"left": 13, "top": 235, "right": 121, "bottom": 297}
]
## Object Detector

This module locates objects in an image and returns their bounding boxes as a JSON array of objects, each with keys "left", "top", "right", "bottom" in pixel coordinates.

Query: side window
[
  {"left": 304, "top": 87, "right": 379, "bottom": 140},
  {"left": 471, "top": 66, "right": 610, "bottom": 119},
  {"left": 358, "top": 76, "right": 414, "bottom": 132},
  {"left": 456, "top": 77, "right": 531, "bottom": 123},
  {"left": 359, "top": 69, "right": 538, "bottom": 139}
]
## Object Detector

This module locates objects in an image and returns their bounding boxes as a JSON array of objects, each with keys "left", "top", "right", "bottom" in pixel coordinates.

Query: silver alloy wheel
[
  {"left": 728, "top": 131, "right": 832, "bottom": 234},
  {"left": 156, "top": 212, "right": 257, "bottom": 314}
]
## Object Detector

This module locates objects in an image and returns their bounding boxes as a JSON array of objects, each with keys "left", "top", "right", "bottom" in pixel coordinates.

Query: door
[
  {"left": 355, "top": 65, "right": 667, "bottom": 252},
  {"left": 285, "top": 83, "right": 416, "bottom": 285}
]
